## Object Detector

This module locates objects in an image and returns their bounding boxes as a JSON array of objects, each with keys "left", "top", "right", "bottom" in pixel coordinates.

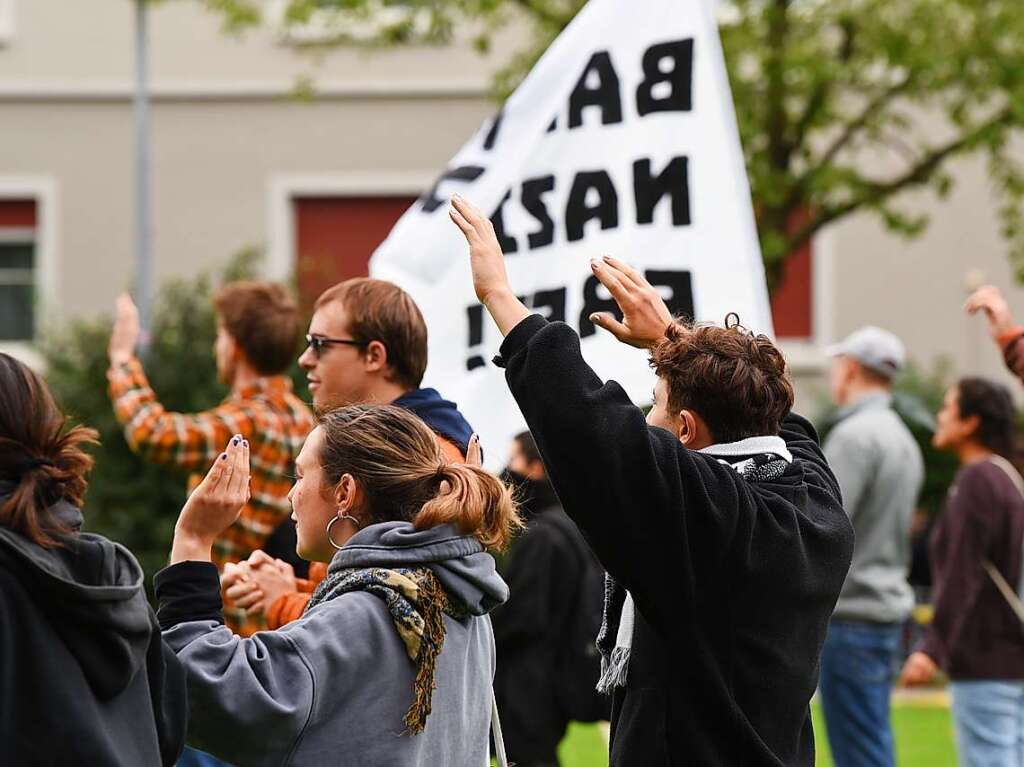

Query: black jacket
[
  {"left": 495, "top": 316, "right": 854, "bottom": 767},
  {"left": 0, "top": 487, "right": 187, "bottom": 766},
  {"left": 491, "top": 481, "right": 606, "bottom": 761}
]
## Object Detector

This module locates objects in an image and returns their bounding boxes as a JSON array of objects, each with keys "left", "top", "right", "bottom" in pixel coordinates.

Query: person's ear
[
  {"left": 363, "top": 340, "right": 388, "bottom": 374},
  {"left": 334, "top": 474, "right": 356, "bottom": 513},
  {"left": 962, "top": 414, "right": 982, "bottom": 441},
  {"left": 677, "top": 410, "right": 699, "bottom": 447}
]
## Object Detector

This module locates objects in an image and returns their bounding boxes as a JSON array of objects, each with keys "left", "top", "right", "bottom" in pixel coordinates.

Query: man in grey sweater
[{"left": 820, "top": 326, "right": 924, "bottom": 767}]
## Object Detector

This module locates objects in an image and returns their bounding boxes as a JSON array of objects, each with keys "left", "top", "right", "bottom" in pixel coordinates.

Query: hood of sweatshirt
[
  {"left": 328, "top": 521, "right": 508, "bottom": 616},
  {"left": 0, "top": 482, "right": 153, "bottom": 701},
  {"left": 392, "top": 388, "right": 475, "bottom": 457}
]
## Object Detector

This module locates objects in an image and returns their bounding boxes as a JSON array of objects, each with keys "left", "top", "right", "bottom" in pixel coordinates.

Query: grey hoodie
[{"left": 158, "top": 521, "right": 508, "bottom": 767}]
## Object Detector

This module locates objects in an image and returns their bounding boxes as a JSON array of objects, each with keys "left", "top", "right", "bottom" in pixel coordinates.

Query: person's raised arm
[
  {"left": 966, "top": 285, "right": 1024, "bottom": 384},
  {"left": 450, "top": 196, "right": 748, "bottom": 630}
]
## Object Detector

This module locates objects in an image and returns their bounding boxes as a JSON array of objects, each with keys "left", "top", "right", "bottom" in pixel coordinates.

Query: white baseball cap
[{"left": 825, "top": 326, "right": 906, "bottom": 380}]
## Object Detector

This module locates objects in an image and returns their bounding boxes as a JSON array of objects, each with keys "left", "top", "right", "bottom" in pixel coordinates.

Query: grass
[{"left": 556, "top": 699, "right": 957, "bottom": 767}]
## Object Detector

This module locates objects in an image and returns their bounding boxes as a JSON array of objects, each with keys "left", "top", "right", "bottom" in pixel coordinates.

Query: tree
[{"left": 201, "top": 0, "right": 1024, "bottom": 287}]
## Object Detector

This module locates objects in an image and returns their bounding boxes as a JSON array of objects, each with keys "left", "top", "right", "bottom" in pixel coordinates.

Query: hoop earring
[{"left": 326, "top": 513, "right": 361, "bottom": 551}]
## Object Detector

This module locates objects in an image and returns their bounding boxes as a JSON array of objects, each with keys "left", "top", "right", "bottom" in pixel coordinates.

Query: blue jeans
[
  {"left": 819, "top": 619, "right": 902, "bottom": 767},
  {"left": 177, "top": 746, "right": 233, "bottom": 767},
  {"left": 951, "top": 681, "right": 1024, "bottom": 767}
]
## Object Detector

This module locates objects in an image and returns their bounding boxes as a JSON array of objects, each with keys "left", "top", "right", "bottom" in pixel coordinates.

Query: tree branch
[
  {"left": 813, "top": 75, "right": 914, "bottom": 171},
  {"left": 766, "top": 0, "right": 793, "bottom": 171},
  {"left": 788, "top": 108, "right": 1014, "bottom": 252}
]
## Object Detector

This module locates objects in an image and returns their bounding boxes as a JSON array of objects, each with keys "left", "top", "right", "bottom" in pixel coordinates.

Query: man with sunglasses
[
  {"left": 221, "top": 277, "right": 476, "bottom": 629},
  {"left": 106, "top": 281, "right": 314, "bottom": 639}
]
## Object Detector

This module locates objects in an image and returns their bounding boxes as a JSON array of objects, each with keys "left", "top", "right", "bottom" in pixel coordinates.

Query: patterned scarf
[
  {"left": 306, "top": 566, "right": 464, "bottom": 733},
  {"left": 596, "top": 451, "right": 790, "bottom": 694}
]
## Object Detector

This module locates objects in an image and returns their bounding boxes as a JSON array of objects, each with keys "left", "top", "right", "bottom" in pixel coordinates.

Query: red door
[{"left": 293, "top": 196, "right": 418, "bottom": 308}]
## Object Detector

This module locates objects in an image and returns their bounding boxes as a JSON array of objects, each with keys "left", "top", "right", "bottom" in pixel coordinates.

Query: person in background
[
  {"left": 450, "top": 194, "right": 854, "bottom": 766},
  {"left": 107, "top": 282, "right": 313, "bottom": 636},
  {"left": 0, "top": 353, "right": 187, "bottom": 766},
  {"left": 819, "top": 327, "right": 924, "bottom": 767},
  {"left": 900, "top": 377, "right": 1024, "bottom": 767},
  {"left": 492, "top": 431, "right": 608, "bottom": 767},
  {"left": 222, "top": 278, "right": 475, "bottom": 627},
  {"left": 155, "top": 406, "right": 517, "bottom": 766}
]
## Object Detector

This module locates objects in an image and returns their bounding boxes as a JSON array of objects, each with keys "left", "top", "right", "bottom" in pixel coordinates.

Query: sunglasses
[{"left": 305, "top": 334, "right": 369, "bottom": 359}]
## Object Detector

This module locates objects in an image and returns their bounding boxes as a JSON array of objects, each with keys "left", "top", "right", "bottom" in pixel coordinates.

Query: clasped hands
[
  {"left": 221, "top": 551, "right": 298, "bottom": 618},
  {"left": 449, "top": 194, "right": 674, "bottom": 346}
]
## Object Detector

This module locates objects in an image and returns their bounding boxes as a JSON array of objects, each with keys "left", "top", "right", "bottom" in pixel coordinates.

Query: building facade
[{"left": 1, "top": 0, "right": 1022, "bottom": 411}]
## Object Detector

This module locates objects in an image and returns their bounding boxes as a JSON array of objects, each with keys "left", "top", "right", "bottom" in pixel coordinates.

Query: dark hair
[
  {"left": 318, "top": 405, "right": 522, "bottom": 551},
  {"left": 214, "top": 281, "right": 302, "bottom": 376},
  {"left": 315, "top": 278, "right": 428, "bottom": 390},
  {"left": 957, "top": 377, "right": 1017, "bottom": 456},
  {"left": 513, "top": 431, "right": 541, "bottom": 465},
  {"left": 649, "top": 317, "right": 794, "bottom": 443},
  {"left": 0, "top": 353, "right": 98, "bottom": 546}
]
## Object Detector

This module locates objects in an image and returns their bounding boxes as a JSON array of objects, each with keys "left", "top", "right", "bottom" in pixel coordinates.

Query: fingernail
[
  {"left": 220, "top": 453, "right": 227, "bottom": 460},
  {"left": 603, "top": 255, "right": 612, "bottom": 262},
  {"left": 590, "top": 259, "right": 599, "bottom": 269},
  {"left": 242, "top": 440, "right": 249, "bottom": 447},
  {"left": 232, "top": 438, "right": 239, "bottom": 446},
  {"left": 589, "top": 314, "right": 599, "bottom": 322}
]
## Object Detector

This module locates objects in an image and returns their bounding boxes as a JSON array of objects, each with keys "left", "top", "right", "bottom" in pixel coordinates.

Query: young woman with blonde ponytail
[
  {"left": 0, "top": 352, "right": 187, "bottom": 766},
  {"left": 156, "top": 404, "right": 520, "bottom": 767}
]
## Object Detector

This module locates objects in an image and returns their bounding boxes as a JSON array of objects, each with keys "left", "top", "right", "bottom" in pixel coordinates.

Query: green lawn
[{"left": 556, "top": 700, "right": 957, "bottom": 767}]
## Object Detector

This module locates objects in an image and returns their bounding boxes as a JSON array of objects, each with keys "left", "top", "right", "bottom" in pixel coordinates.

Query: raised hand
[
  {"left": 171, "top": 435, "right": 250, "bottom": 563},
  {"left": 108, "top": 293, "right": 141, "bottom": 365},
  {"left": 965, "top": 285, "right": 1015, "bottom": 341},
  {"left": 449, "top": 195, "right": 530, "bottom": 336},
  {"left": 589, "top": 256, "right": 674, "bottom": 349}
]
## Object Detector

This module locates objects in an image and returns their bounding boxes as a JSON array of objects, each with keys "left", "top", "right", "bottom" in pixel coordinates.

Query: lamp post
[{"left": 133, "top": 0, "right": 152, "bottom": 348}]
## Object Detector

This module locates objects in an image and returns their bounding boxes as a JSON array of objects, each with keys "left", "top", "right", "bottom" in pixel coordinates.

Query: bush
[{"left": 39, "top": 249, "right": 304, "bottom": 588}]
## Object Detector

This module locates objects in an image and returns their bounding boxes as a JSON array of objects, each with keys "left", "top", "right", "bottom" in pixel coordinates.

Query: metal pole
[{"left": 133, "top": 0, "right": 152, "bottom": 347}]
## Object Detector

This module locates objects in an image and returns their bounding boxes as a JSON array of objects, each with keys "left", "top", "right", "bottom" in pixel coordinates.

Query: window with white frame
[{"left": 0, "top": 201, "right": 37, "bottom": 342}]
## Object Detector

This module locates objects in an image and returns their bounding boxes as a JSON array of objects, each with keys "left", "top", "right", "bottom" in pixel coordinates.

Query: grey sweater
[
  {"left": 155, "top": 522, "right": 508, "bottom": 767},
  {"left": 824, "top": 393, "right": 924, "bottom": 623}
]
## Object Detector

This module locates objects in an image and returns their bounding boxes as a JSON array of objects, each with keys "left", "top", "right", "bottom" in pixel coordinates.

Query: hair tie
[{"left": 22, "top": 458, "right": 54, "bottom": 474}]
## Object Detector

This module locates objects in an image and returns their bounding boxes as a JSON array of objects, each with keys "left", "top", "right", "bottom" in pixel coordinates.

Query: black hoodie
[{"left": 0, "top": 483, "right": 187, "bottom": 766}]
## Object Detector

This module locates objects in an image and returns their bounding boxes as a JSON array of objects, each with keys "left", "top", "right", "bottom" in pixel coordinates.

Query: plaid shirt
[{"left": 108, "top": 357, "right": 314, "bottom": 634}]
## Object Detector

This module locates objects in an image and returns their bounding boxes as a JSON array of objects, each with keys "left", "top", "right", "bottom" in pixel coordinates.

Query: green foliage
[
  {"left": 816, "top": 359, "right": 960, "bottom": 517},
  {"left": 199, "top": 0, "right": 1024, "bottom": 287},
  {"left": 39, "top": 248, "right": 276, "bottom": 589}
]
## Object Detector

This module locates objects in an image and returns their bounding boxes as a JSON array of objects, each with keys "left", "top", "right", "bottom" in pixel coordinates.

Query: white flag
[{"left": 371, "top": 0, "right": 770, "bottom": 467}]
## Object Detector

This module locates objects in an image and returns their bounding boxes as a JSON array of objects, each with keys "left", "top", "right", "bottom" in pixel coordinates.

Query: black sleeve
[
  {"left": 154, "top": 561, "right": 224, "bottom": 631},
  {"left": 495, "top": 315, "right": 752, "bottom": 632},
  {"left": 780, "top": 413, "right": 842, "bottom": 504}
]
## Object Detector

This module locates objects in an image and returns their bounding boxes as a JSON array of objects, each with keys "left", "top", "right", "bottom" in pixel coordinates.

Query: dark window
[{"left": 0, "top": 241, "right": 35, "bottom": 341}]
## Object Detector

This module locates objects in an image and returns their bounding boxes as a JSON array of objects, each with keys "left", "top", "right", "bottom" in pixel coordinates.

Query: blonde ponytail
[{"left": 416, "top": 463, "right": 522, "bottom": 551}]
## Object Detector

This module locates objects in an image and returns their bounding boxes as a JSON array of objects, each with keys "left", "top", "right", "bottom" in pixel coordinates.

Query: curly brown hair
[{"left": 649, "top": 317, "right": 794, "bottom": 443}]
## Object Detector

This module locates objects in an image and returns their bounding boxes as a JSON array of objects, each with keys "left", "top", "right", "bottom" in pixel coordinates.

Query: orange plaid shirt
[{"left": 108, "top": 357, "right": 314, "bottom": 634}]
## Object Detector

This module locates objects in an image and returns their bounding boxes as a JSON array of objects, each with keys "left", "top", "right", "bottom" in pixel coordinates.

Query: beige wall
[{"left": 3, "top": 0, "right": 1024, "bottom": 417}]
